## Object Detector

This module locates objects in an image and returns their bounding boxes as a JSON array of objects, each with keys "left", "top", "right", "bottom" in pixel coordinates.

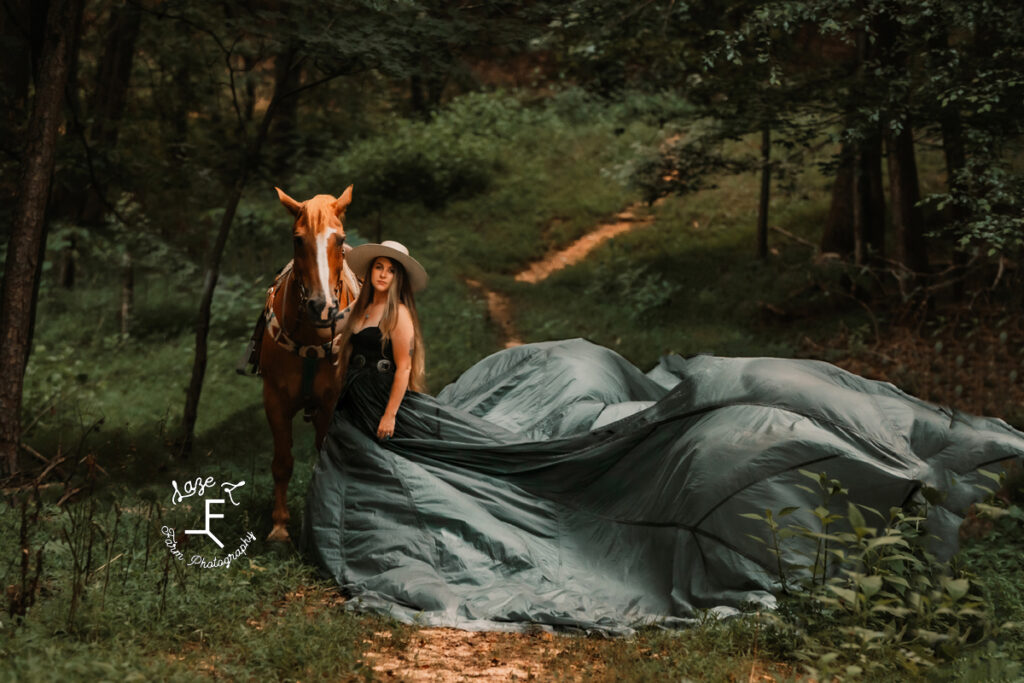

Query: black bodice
[
  {"left": 337, "top": 326, "right": 397, "bottom": 421},
  {"left": 350, "top": 326, "right": 393, "bottom": 365}
]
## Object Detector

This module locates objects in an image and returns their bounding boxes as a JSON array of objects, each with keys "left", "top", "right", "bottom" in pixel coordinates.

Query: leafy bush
[
  {"left": 744, "top": 471, "right": 993, "bottom": 679},
  {"left": 319, "top": 92, "right": 537, "bottom": 209}
]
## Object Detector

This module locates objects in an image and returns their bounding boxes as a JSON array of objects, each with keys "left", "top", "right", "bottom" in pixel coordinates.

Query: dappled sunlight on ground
[{"left": 364, "top": 628, "right": 577, "bottom": 681}]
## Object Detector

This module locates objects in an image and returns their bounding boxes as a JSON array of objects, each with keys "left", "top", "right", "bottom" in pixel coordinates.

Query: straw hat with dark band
[{"left": 347, "top": 240, "right": 428, "bottom": 292}]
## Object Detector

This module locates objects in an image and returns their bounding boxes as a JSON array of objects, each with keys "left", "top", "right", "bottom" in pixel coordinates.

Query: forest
[{"left": 2, "top": 0, "right": 1024, "bottom": 679}]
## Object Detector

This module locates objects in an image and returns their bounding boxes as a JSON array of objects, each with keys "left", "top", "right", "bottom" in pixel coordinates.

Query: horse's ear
[
  {"left": 275, "top": 187, "right": 302, "bottom": 217},
  {"left": 333, "top": 185, "right": 354, "bottom": 217}
]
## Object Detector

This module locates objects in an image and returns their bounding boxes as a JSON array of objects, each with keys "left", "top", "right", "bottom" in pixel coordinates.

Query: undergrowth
[{"left": 740, "top": 470, "right": 1024, "bottom": 680}]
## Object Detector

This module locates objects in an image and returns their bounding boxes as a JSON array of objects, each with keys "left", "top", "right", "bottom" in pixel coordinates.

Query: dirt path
[
  {"left": 469, "top": 203, "right": 654, "bottom": 347},
  {"left": 364, "top": 627, "right": 582, "bottom": 681},
  {"left": 514, "top": 206, "right": 653, "bottom": 284},
  {"left": 465, "top": 279, "right": 523, "bottom": 348}
]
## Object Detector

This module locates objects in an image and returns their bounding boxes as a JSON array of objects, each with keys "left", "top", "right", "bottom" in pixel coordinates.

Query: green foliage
[
  {"left": 321, "top": 97, "right": 509, "bottom": 209},
  {"left": 928, "top": 152, "right": 1024, "bottom": 254},
  {"left": 631, "top": 132, "right": 758, "bottom": 204},
  {"left": 743, "top": 471, "right": 994, "bottom": 679},
  {"left": 314, "top": 89, "right": 686, "bottom": 213},
  {"left": 583, "top": 251, "right": 681, "bottom": 324}
]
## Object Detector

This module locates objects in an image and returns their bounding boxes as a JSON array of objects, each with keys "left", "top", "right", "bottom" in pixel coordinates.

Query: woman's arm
[{"left": 376, "top": 304, "right": 414, "bottom": 439}]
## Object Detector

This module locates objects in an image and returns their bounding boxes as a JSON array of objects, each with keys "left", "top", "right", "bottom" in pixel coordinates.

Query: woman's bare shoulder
[{"left": 394, "top": 303, "right": 414, "bottom": 333}]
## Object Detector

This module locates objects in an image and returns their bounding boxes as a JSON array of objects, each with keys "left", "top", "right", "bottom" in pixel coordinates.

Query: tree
[
  {"left": 0, "top": 0, "right": 84, "bottom": 476},
  {"left": 558, "top": 1, "right": 1024, "bottom": 275},
  {"left": 175, "top": 0, "right": 552, "bottom": 453}
]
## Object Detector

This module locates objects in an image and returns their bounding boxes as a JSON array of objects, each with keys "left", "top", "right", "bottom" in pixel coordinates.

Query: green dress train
[{"left": 302, "top": 334, "right": 1024, "bottom": 633}]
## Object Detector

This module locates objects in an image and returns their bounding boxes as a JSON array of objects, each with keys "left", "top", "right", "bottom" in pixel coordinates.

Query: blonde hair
[{"left": 338, "top": 256, "right": 426, "bottom": 391}]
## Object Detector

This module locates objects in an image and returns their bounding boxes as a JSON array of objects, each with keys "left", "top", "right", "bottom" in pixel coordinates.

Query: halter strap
[{"left": 263, "top": 261, "right": 345, "bottom": 361}]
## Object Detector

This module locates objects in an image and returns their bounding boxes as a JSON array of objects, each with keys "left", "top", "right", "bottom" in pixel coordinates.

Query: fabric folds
[{"left": 302, "top": 339, "right": 1024, "bottom": 634}]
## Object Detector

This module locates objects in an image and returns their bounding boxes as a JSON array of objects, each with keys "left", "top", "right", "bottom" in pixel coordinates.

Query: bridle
[
  {"left": 263, "top": 257, "right": 352, "bottom": 364},
  {"left": 292, "top": 268, "right": 347, "bottom": 330}
]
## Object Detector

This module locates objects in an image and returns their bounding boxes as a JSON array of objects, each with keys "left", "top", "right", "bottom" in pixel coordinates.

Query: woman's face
[{"left": 370, "top": 257, "right": 396, "bottom": 295}]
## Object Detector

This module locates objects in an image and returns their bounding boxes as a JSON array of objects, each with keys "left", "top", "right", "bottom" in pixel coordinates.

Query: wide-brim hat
[{"left": 347, "top": 240, "right": 429, "bottom": 292}]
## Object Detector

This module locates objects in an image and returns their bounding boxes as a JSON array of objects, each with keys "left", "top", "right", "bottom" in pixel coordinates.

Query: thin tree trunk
[
  {"left": 941, "top": 112, "right": 968, "bottom": 294},
  {"left": 59, "top": 234, "right": 76, "bottom": 288},
  {"left": 180, "top": 71, "right": 289, "bottom": 455},
  {"left": 822, "top": 28, "right": 886, "bottom": 262},
  {"left": 78, "top": 0, "right": 141, "bottom": 226},
  {"left": 180, "top": 149, "right": 264, "bottom": 455},
  {"left": 268, "top": 45, "right": 302, "bottom": 177},
  {"left": 410, "top": 74, "right": 426, "bottom": 118},
  {"left": 756, "top": 125, "right": 771, "bottom": 259},
  {"left": 118, "top": 251, "right": 134, "bottom": 336},
  {"left": 821, "top": 144, "right": 856, "bottom": 255},
  {"left": 0, "top": 0, "right": 83, "bottom": 476},
  {"left": 887, "top": 125, "right": 928, "bottom": 275},
  {"left": 860, "top": 134, "right": 886, "bottom": 257},
  {"left": 852, "top": 148, "right": 864, "bottom": 265}
]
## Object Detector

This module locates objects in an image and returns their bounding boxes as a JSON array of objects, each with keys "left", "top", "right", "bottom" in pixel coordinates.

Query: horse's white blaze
[{"left": 316, "top": 229, "right": 336, "bottom": 319}]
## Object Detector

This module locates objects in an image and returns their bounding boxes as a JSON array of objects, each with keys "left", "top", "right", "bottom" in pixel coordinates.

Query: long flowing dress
[{"left": 302, "top": 333, "right": 1024, "bottom": 633}]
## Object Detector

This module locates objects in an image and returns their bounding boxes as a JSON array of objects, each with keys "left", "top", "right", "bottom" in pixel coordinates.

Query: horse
[{"left": 256, "top": 186, "right": 360, "bottom": 542}]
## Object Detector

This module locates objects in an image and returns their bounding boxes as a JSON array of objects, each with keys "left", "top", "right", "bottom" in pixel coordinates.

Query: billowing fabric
[{"left": 302, "top": 338, "right": 1024, "bottom": 634}]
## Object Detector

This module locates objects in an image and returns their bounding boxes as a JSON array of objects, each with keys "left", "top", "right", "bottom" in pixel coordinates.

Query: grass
[{"left": 6, "top": 89, "right": 1024, "bottom": 680}]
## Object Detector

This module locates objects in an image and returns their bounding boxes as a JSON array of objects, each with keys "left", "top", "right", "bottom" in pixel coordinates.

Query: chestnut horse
[{"left": 260, "top": 186, "right": 360, "bottom": 542}]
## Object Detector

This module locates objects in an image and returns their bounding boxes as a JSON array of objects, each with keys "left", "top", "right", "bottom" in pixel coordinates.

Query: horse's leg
[
  {"left": 313, "top": 365, "right": 345, "bottom": 450},
  {"left": 264, "top": 386, "right": 295, "bottom": 543},
  {"left": 313, "top": 405, "right": 331, "bottom": 451}
]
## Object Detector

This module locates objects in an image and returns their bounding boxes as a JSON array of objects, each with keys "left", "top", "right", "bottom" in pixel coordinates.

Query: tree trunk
[
  {"left": 118, "top": 251, "right": 134, "bottom": 336},
  {"left": 822, "top": 27, "right": 886, "bottom": 262},
  {"left": 410, "top": 74, "right": 428, "bottom": 119},
  {"left": 58, "top": 234, "right": 76, "bottom": 288},
  {"left": 180, "top": 61, "right": 294, "bottom": 455},
  {"left": 821, "top": 144, "right": 856, "bottom": 255},
  {"left": 887, "top": 125, "right": 928, "bottom": 275},
  {"left": 860, "top": 134, "right": 886, "bottom": 257},
  {"left": 76, "top": 0, "right": 141, "bottom": 226},
  {"left": 821, "top": 135, "right": 885, "bottom": 262},
  {"left": 756, "top": 125, "right": 770, "bottom": 259},
  {"left": 941, "top": 112, "right": 968, "bottom": 294},
  {"left": 268, "top": 45, "right": 302, "bottom": 177},
  {"left": 0, "top": 0, "right": 33, "bottom": 138},
  {"left": 90, "top": 1, "right": 140, "bottom": 148},
  {"left": 0, "top": 0, "right": 83, "bottom": 476}
]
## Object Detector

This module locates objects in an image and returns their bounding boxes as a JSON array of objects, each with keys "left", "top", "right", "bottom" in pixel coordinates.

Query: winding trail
[
  {"left": 514, "top": 206, "right": 653, "bottom": 284},
  {"left": 468, "top": 203, "right": 654, "bottom": 347}
]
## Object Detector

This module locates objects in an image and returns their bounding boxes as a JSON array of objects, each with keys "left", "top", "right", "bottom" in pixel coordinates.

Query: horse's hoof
[{"left": 267, "top": 526, "right": 291, "bottom": 543}]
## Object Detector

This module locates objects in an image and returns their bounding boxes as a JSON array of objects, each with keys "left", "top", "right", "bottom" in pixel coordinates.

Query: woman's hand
[{"left": 376, "top": 412, "right": 396, "bottom": 440}]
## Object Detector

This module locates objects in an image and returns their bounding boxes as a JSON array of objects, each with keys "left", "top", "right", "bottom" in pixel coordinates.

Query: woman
[
  {"left": 331, "top": 240, "right": 427, "bottom": 441},
  {"left": 306, "top": 246, "right": 1024, "bottom": 634}
]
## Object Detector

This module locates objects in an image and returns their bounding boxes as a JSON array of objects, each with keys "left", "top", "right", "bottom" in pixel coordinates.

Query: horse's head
[{"left": 275, "top": 186, "right": 354, "bottom": 325}]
